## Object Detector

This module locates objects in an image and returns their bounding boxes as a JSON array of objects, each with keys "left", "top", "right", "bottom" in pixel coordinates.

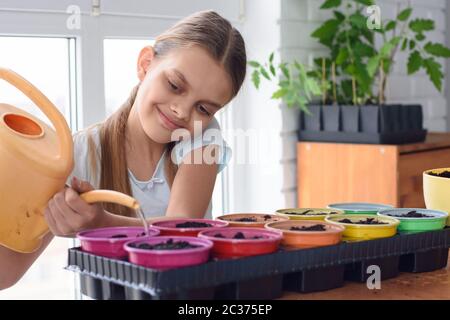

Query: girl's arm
[
  {"left": 165, "top": 146, "right": 219, "bottom": 218},
  {"left": 0, "top": 233, "right": 53, "bottom": 290},
  {"left": 44, "top": 146, "right": 219, "bottom": 236}
]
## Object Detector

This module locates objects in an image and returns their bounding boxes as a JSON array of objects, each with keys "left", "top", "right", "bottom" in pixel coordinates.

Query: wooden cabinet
[{"left": 297, "top": 133, "right": 450, "bottom": 208}]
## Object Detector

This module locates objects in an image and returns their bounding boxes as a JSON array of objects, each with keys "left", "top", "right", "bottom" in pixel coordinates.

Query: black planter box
[
  {"left": 80, "top": 275, "right": 125, "bottom": 300},
  {"left": 124, "top": 286, "right": 215, "bottom": 300},
  {"left": 298, "top": 104, "right": 427, "bottom": 144},
  {"left": 344, "top": 256, "right": 400, "bottom": 282},
  {"left": 399, "top": 248, "right": 449, "bottom": 273},
  {"left": 301, "top": 105, "right": 322, "bottom": 131},
  {"left": 283, "top": 265, "right": 345, "bottom": 293},
  {"left": 67, "top": 228, "right": 449, "bottom": 300},
  {"left": 341, "top": 105, "right": 360, "bottom": 132},
  {"left": 214, "top": 275, "right": 283, "bottom": 300},
  {"left": 322, "top": 105, "right": 341, "bottom": 132}
]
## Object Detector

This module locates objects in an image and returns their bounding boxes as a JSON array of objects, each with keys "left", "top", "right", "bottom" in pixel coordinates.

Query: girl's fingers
[
  {"left": 44, "top": 205, "right": 62, "bottom": 236},
  {"left": 71, "top": 177, "right": 94, "bottom": 194},
  {"left": 65, "top": 187, "right": 93, "bottom": 214},
  {"left": 54, "top": 190, "right": 83, "bottom": 230},
  {"left": 48, "top": 199, "right": 71, "bottom": 235}
]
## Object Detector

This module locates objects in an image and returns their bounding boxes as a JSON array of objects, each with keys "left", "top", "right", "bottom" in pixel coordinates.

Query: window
[
  {"left": 0, "top": 36, "right": 75, "bottom": 300},
  {"left": 104, "top": 39, "right": 154, "bottom": 116}
]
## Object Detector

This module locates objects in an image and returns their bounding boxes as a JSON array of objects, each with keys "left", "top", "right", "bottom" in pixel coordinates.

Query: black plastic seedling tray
[{"left": 67, "top": 228, "right": 450, "bottom": 300}]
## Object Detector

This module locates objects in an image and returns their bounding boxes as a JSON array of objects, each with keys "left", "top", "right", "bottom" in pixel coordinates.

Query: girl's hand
[{"left": 44, "top": 177, "right": 107, "bottom": 237}]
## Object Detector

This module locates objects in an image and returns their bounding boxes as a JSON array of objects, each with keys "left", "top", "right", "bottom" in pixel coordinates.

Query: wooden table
[
  {"left": 280, "top": 252, "right": 450, "bottom": 300},
  {"left": 297, "top": 132, "right": 450, "bottom": 208}
]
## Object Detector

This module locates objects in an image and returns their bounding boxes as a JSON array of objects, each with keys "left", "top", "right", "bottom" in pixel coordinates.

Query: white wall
[{"left": 225, "top": 0, "right": 284, "bottom": 213}]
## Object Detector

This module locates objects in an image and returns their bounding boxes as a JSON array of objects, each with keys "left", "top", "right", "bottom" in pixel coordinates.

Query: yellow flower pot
[
  {"left": 423, "top": 168, "right": 450, "bottom": 226},
  {"left": 275, "top": 208, "right": 344, "bottom": 221},
  {"left": 325, "top": 214, "right": 400, "bottom": 242}
]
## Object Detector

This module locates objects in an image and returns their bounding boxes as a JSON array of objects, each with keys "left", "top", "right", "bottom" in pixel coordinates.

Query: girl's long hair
[{"left": 86, "top": 10, "right": 247, "bottom": 216}]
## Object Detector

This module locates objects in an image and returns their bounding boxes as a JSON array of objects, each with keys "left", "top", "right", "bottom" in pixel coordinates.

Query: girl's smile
[{"left": 156, "top": 106, "right": 185, "bottom": 131}]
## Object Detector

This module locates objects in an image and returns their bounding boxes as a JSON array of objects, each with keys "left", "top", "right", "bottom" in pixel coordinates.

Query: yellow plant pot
[
  {"left": 423, "top": 168, "right": 450, "bottom": 226},
  {"left": 275, "top": 208, "right": 344, "bottom": 221},
  {"left": 325, "top": 214, "right": 400, "bottom": 242}
]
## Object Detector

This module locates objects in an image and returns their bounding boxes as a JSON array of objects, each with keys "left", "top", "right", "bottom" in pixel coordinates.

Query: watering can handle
[
  {"left": 80, "top": 190, "right": 140, "bottom": 210},
  {"left": 0, "top": 67, "right": 73, "bottom": 174}
]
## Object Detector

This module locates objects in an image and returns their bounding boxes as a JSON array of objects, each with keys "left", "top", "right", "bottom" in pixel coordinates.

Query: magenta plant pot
[
  {"left": 124, "top": 236, "right": 213, "bottom": 270},
  {"left": 150, "top": 218, "right": 228, "bottom": 236},
  {"left": 77, "top": 226, "right": 160, "bottom": 259}
]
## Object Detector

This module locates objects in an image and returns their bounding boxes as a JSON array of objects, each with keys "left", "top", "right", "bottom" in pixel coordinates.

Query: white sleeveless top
[{"left": 67, "top": 118, "right": 230, "bottom": 219}]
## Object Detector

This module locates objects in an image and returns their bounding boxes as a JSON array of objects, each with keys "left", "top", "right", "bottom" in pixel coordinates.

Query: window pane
[
  {"left": 0, "top": 36, "right": 74, "bottom": 300},
  {"left": 0, "top": 37, "right": 71, "bottom": 127},
  {"left": 104, "top": 39, "right": 154, "bottom": 116}
]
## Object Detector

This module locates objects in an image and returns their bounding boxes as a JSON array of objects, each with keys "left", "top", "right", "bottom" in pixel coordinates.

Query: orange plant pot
[
  {"left": 217, "top": 213, "right": 288, "bottom": 228},
  {"left": 265, "top": 220, "right": 344, "bottom": 249}
]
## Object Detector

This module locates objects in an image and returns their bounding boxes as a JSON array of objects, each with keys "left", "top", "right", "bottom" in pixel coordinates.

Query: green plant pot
[
  {"left": 377, "top": 208, "right": 448, "bottom": 233},
  {"left": 327, "top": 202, "right": 393, "bottom": 215}
]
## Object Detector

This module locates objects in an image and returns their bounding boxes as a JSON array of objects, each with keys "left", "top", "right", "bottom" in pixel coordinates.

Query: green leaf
[
  {"left": 380, "top": 41, "right": 394, "bottom": 57},
  {"left": 271, "top": 87, "right": 288, "bottom": 99},
  {"left": 397, "top": 8, "right": 412, "bottom": 21},
  {"left": 248, "top": 61, "right": 260, "bottom": 68},
  {"left": 409, "top": 19, "right": 434, "bottom": 33},
  {"left": 424, "top": 42, "right": 450, "bottom": 58},
  {"left": 423, "top": 58, "right": 443, "bottom": 91},
  {"left": 354, "top": 42, "right": 376, "bottom": 57},
  {"left": 349, "top": 13, "right": 367, "bottom": 29},
  {"left": 407, "top": 50, "right": 422, "bottom": 75},
  {"left": 269, "top": 52, "right": 274, "bottom": 63},
  {"left": 390, "top": 36, "right": 402, "bottom": 46},
  {"left": 336, "top": 47, "right": 349, "bottom": 65},
  {"left": 320, "top": 0, "right": 341, "bottom": 9},
  {"left": 385, "top": 20, "right": 396, "bottom": 31},
  {"left": 409, "top": 40, "right": 416, "bottom": 50},
  {"left": 333, "top": 10, "right": 345, "bottom": 21},
  {"left": 401, "top": 38, "right": 408, "bottom": 51},
  {"left": 354, "top": 0, "right": 373, "bottom": 5},
  {"left": 259, "top": 66, "right": 271, "bottom": 80},
  {"left": 306, "top": 78, "right": 322, "bottom": 96},
  {"left": 415, "top": 33, "right": 425, "bottom": 41},
  {"left": 311, "top": 19, "right": 341, "bottom": 46},
  {"left": 367, "top": 56, "right": 380, "bottom": 77},
  {"left": 251, "top": 70, "right": 260, "bottom": 89},
  {"left": 269, "top": 64, "right": 276, "bottom": 77},
  {"left": 279, "top": 63, "right": 290, "bottom": 79}
]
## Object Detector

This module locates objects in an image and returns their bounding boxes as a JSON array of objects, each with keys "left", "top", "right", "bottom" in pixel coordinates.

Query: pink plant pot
[
  {"left": 124, "top": 236, "right": 213, "bottom": 270},
  {"left": 77, "top": 226, "right": 160, "bottom": 259}
]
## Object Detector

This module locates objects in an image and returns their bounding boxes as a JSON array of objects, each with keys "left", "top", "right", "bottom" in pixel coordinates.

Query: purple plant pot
[
  {"left": 124, "top": 236, "right": 213, "bottom": 270},
  {"left": 77, "top": 226, "right": 160, "bottom": 259}
]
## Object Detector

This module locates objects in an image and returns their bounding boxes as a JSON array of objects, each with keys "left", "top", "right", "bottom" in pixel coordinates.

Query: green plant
[
  {"left": 248, "top": 53, "right": 322, "bottom": 114},
  {"left": 311, "top": 0, "right": 450, "bottom": 105}
]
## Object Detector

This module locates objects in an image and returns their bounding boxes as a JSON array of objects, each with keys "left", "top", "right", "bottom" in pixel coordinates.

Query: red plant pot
[{"left": 198, "top": 227, "right": 282, "bottom": 259}]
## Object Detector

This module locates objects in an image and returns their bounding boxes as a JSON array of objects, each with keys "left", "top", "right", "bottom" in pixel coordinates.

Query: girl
[{"left": 0, "top": 10, "right": 246, "bottom": 290}]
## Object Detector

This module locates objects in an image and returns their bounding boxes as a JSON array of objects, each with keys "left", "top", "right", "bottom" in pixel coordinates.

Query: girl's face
[{"left": 134, "top": 45, "right": 233, "bottom": 144}]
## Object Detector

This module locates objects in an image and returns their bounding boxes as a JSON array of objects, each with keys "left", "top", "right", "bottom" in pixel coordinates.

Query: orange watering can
[{"left": 0, "top": 68, "right": 139, "bottom": 253}]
